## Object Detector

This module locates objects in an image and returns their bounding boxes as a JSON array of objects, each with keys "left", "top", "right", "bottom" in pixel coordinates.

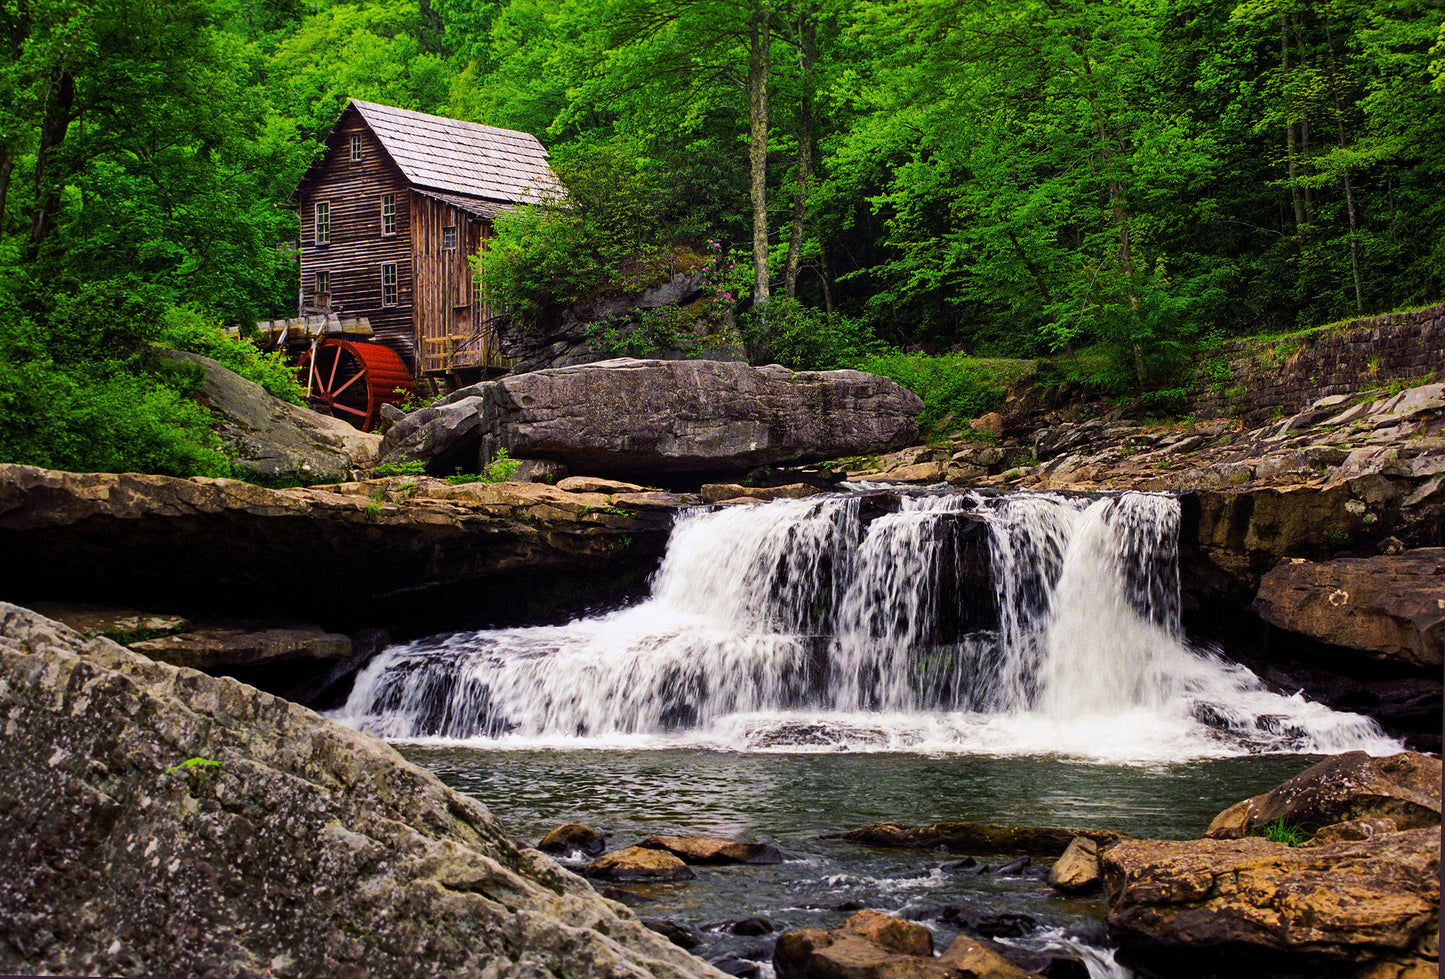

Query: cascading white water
[{"left": 332, "top": 490, "right": 1400, "bottom": 760}]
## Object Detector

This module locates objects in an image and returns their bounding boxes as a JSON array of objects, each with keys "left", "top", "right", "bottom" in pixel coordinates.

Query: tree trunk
[
  {"left": 30, "top": 63, "right": 75, "bottom": 249},
  {"left": 1323, "top": 14, "right": 1364, "bottom": 314},
  {"left": 1281, "top": 14, "right": 1306, "bottom": 233},
  {"left": 748, "top": 1, "right": 771, "bottom": 310},
  {"left": 783, "top": 4, "right": 815, "bottom": 299}
]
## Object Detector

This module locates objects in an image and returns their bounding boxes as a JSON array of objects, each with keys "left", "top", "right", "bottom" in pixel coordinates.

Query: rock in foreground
[
  {"left": 0, "top": 603, "right": 719, "bottom": 979},
  {"left": 1103, "top": 829, "right": 1440, "bottom": 976},
  {"left": 380, "top": 358, "right": 923, "bottom": 478}
]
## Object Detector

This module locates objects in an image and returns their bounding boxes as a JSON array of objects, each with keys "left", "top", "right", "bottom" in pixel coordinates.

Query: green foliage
[
  {"left": 444, "top": 448, "right": 523, "bottom": 484},
  {"left": 156, "top": 309, "right": 304, "bottom": 404},
  {"left": 855, "top": 351, "right": 1034, "bottom": 439},
  {"left": 1255, "top": 818, "right": 1310, "bottom": 847},
  {"left": 164, "top": 757, "right": 223, "bottom": 775},
  {"left": 739, "top": 296, "right": 876, "bottom": 371},
  {"left": 372, "top": 460, "right": 429, "bottom": 477}
]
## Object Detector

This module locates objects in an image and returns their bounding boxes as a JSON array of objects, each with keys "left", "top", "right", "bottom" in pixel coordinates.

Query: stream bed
[{"left": 399, "top": 745, "right": 1324, "bottom": 977}]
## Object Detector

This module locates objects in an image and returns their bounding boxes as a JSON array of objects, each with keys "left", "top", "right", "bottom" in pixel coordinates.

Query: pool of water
[{"left": 399, "top": 745, "right": 1322, "bottom": 977}]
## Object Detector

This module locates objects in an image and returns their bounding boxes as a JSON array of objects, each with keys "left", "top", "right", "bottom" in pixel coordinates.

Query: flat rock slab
[
  {"left": 1254, "top": 548, "right": 1445, "bottom": 667},
  {"left": 129, "top": 626, "right": 352, "bottom": 671},
  {"left": 1103, "top": 828, "right": 1440, "bottom": 973},
  {"left": 0, "top": 603, "right": 719, "bottom": 979},
  {"left": 379, "top": 358, "right": 922, "bottom": 478},
  {"left": 829, "top": 821, "right": 1126, "bottom": 857},
  {"left": 774, "top": 912, "right": 1039, "bottom": 979},
  {"left": 638, "top": 835, "right": 784, "bottom": 865}
]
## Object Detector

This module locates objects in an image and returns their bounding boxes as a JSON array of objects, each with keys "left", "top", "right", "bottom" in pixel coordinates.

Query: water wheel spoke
[
  {"left": 330, "top": 402, "right": 369, "bottom": 419},
  {"left": 326, "top": 350, "right": 342, "bottom": 390},
  {"left": 329, "top": 368, "right": 366, "bottom": 399}
]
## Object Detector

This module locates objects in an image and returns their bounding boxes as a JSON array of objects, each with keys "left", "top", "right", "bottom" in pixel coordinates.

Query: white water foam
[{"left": 331, "top": 491, "right": 1401, "bottom": 761}]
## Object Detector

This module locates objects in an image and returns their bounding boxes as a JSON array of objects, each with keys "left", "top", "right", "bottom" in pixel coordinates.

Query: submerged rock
[
  {"left": 1204, "top": 750, "right": 1442, "bottom": 840},
  {"left": 638, "top": 835, "right": 784, "bottom": 865},
  {"left": 379, "top": 358, "right": 922, "bottom": 478},
  {"left": 0, "top": 603, "right": 721, "bottom": 979},
  {"left": 829, "top": 821, "right": 1126, "bottom": 857},
  {"left": 538, "top": 822, "right": 608, "bottom": 857}
]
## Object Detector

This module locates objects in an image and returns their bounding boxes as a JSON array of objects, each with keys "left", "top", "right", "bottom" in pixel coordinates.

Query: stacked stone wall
[{"left": 1191, "top": 304, "right": 1443, "bottom": 425}]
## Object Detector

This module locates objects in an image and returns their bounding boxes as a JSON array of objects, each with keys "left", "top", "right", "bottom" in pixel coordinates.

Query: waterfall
[{"left": 333, "top": 490, "right": 1399, "bottom": 760}]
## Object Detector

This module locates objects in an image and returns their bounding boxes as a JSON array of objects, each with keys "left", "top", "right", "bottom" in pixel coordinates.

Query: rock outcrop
[
  {"left": 1204, "top": 751, "right": 1442, "bottom": 840},
  {"left": 1103, "top": 829, "right": 1440, "bottom": 976},
  {"left": 1104, "top": 752, "right": 1442, "bottom": 978},
  {"left": 379, "top": 358, "right": 922, "bottom": 479},
  {"left": 1254, "top": 549, "right": 1445, "bottom": 668},
  {"left": 153, "top": 348, "right": 381, "bottom": 481},
  {"left": 1047, "top": 836, "right": 1103, "bottom": 894},
  {"left": 0, "top": 464, "right": 690, "bottom": 634},
  {"left": 0, "top": 603, "right": 721, "bottom": 979}
]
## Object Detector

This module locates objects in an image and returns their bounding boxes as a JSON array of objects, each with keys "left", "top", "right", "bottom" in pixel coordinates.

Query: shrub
[
  {"left": 854, "top": 351, "right": 1034, "bottom": 439},
  {"left": 739, "top": 297, "right": 876, "bottom": 371},
  {"left": 156, "top": 308, "right": 304, "bottom": 404}
]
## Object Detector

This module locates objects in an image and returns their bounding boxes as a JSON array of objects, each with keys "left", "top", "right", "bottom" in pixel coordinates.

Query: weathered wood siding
[
  {"left": 411, "top": 196, "right": 492, "bottom": 372},
  {"left": 298, "top": 112, "right": 417, "bottom": 369}
]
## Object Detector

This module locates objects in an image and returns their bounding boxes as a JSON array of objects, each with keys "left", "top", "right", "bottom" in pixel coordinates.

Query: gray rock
[
  {"left": 153, "top": 349, "right": 380, "bottom": 481},
  {"left": 0, "top": 602, "right": 720, "bottom": 979},
  {"left": 380, "top": 359, "right": 922, "bottom": 478}
]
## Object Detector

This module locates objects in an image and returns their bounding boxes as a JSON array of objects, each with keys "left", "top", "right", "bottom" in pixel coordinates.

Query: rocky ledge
[
  {"left": 0, "top": 465, "right": 695, "bottom": 635},
  {"left": 0, "top": 603, "right": 722, "bottom": 979}
]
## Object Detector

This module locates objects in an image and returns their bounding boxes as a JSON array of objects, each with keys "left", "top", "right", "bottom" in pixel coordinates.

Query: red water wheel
[{"left": 297, "top": 339, "right": 413, "bottom": 432}]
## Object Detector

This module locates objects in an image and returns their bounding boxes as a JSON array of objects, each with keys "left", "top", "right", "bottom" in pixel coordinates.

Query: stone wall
[{"left": 1191, "top": 304, "right": 1443, "bottom": 425}]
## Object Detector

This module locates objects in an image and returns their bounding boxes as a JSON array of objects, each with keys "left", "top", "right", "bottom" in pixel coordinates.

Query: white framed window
[
  {"left": 381, "top": 262, "right": 398, "bottom": 306},
  {"left": 350, "top": 134, "right": 363, "bottom": 161},
  {"left": 381, "top": 193, "right": 396, "bottom": 236},
  {"left": 443, "top": 226, "right": 457, "bottom": 250},
  {"left": 314, "top": 201, "right": 330, "bottom": 245},
  {"left": 316, "top": 270, "right": 330, "bottom": 295}
]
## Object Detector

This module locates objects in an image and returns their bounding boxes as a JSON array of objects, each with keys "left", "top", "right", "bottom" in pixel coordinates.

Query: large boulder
[
  {"left": 153, "top": 348, "right": 380, "bottom": 481},
  {"left": 1102, "top": 829, "right": 1440, "bottom": 976},
  {"left": 0, "top": 603, "right": 721, "bottom": 979},
  {"left": 1254, "top": 549, "right": 1445, "bottom": 668},
  {"left": 379, "top": 358, "right": 923, "bottom": 478},
  {"left": 1205, "top": 751, "right": 1442, "bottom": 840}
]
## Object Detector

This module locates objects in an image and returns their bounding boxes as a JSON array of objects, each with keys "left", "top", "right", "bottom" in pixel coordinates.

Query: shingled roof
[{"left": 296, "top": 99, "right": 563, "bottom": 207}]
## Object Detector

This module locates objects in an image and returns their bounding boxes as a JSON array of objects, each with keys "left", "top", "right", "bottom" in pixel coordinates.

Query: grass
[{"left": 1255, "top": 818, "right": 1310, "bottom": 847}]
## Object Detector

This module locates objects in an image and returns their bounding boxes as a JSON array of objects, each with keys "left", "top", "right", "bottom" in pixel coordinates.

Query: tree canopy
[{"left": 0, "top": 0, "right": 1441, "bottom": 473}]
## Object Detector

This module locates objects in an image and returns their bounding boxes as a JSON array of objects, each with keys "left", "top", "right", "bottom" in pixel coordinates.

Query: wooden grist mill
[{"left": 257, "top": 98, "right": 564, "bottom": 428}]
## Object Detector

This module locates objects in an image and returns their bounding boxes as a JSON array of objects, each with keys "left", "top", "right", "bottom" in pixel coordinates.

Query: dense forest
[{"left": 1, "top": 0, "right": 1442, "bottom": 475}]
